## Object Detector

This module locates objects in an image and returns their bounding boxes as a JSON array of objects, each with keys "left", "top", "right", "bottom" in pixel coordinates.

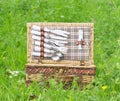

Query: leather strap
[
  {"left": 40, "top": 26, "right": 44, "bottom": 32},
  {"left": 76, "top": 40, "right": 86, "bottom": 45},
  {"left": 40, "top": 27, "right": 44, "bottom": 58}
]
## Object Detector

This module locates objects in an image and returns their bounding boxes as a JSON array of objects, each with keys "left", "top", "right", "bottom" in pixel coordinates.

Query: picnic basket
[{"left": 26, "top": 22, "right": 96, "bottom": 87}]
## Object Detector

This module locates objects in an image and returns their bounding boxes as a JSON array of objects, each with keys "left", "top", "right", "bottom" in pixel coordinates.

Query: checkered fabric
[{"left": 32, "top": 26, "right": 91, "bottom": 61}]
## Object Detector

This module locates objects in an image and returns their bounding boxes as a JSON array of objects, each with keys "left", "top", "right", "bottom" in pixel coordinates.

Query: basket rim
[
  {"left": 26, "top": 63, "right": 96, "bottom": 68},
  {"left": 27, "top": 22, "right": 94, "bottom": 26}
]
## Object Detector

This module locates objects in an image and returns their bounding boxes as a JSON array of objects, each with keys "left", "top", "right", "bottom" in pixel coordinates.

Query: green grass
[{"left": 0, "top": 0, "right": 120, "bottom": 100}]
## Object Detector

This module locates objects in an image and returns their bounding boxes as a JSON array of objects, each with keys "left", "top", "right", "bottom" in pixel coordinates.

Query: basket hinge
[{"left": 80, "top": 61, "right": 85, "bottom": 66}]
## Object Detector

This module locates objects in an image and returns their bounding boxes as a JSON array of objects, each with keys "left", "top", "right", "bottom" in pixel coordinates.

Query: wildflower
[
  {"left": 7, "top": 69, "right": 20, "bottom": 78},
  {"left": 102, "top": 86, "right": 107, "bottom": 90}
]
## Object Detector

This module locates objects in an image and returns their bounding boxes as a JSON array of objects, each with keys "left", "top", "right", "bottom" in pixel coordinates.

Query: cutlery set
[{"left": 31, "top": 25, "right": 70, "bottom": 60}]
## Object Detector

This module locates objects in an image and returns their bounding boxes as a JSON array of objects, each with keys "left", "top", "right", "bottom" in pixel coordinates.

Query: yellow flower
[{"left": 102, "top": 86, "right": 107, "bottom": 90}]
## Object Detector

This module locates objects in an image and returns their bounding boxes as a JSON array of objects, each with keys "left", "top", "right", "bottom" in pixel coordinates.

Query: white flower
[{"left": 7, "top": 69, "right": 20, "bottom": 77}]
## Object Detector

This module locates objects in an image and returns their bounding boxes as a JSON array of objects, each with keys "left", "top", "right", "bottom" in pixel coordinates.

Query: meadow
[{"left": 0, "top": 0, "right": 120, "bottom": 100}]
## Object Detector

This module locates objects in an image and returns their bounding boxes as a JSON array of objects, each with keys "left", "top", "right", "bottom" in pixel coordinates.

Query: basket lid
[{"left": 27, "top": 23, "right": 94, "bottom": 66}]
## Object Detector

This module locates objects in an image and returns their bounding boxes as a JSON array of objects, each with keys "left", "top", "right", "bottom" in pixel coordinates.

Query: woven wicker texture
[
  {"left": 26, "top": 64, "right": 95, "bottom": 85},
  {"left": 26, "top": 65, "right": 95, "bottom": 75}
]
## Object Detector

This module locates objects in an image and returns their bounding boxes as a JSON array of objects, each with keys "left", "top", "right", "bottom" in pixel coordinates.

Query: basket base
[{"left": 26, "top": 64, "right": 96, "bottom": 88}]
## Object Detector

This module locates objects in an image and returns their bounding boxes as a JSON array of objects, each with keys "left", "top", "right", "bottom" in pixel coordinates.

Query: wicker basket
[{"left": 26, "top": 23, "right": 96, "bottom": 87}]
